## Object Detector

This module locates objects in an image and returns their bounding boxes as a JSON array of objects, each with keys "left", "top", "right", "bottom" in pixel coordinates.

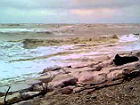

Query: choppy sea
[{"left": 0, "top": 24, "right": 73, "bottom": 86}]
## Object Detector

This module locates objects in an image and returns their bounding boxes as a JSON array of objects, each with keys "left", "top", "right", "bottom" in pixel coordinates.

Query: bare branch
[{"left": 4, "top": 86, "right": 11, "bottom": 105}]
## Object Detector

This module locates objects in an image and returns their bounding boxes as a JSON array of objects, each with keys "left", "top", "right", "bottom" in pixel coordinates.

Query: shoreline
[
  {"left": 0, "top": 37, "right": 140, "bottom": 105},
  {"left": 0, "top": 50, "right": 140, "bottom": 105},
  {"left": 0, "top": 24, "right": 140, "bottom": 105},
  {"left": 0, "top": 34, "right": 119, "bottom": 87}
]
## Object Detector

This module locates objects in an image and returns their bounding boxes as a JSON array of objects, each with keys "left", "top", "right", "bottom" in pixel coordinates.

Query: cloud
[
  {"left": 0, "top": 0, "right": 139, "bottom": 23},
  {"left": 73, "top": 4, "right": 139, "bottom": 23},
  {"left": 71, "top": 8, "right": 120, "bottom": 18},
  {"left": 0, "top": 0, "right": 140, "bottom": 9},
  {"left": 72, "top": 0, "right": 140, "bottom": 9}
]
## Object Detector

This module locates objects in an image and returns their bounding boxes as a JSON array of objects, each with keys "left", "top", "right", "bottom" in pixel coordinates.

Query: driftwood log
[{"left": 113, "top": 54, "right": 139, "bottom": 66}]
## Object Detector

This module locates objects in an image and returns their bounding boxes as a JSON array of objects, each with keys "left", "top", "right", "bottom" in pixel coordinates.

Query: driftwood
[
  {"left": 4, "top": 86, "right": 11, "bottom": 105},
  {"left": 1, "top": 83, "right": 48, "bottom": 105},
  {"left": 20, "top": 83, "right": 48, "bottom": 100},
  {"left": 113, "top": 54, "right": 139, "bottom": 66}
]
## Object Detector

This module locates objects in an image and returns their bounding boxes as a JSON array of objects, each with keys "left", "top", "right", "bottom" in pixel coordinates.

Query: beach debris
[
  {"left": 73, "top": 87, "right": 85, "bottom": 93},
  {"left": 113, "top": 54, "right": 139, "bottom": 66},
  {"left": 133, "top": 33, "right": 139, "bottom": 35},
  {"left": 4, "top": 86, "right": 11, "bottom": 105},
  {"left": 0, "top": 93, "right": 21, "bottom": 105},
  {"left": 0, "top": 85, "right": 47, "bottom": 105},
  {"left": 59, "top": 86, "right": 74, "bottom": 94}
]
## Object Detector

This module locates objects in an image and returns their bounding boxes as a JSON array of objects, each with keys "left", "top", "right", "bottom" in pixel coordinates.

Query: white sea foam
[
  {"left": 0, "top": 28, "right": 50, "bottom": 33},
  {"left": 0, "top": 33, "right": 140, "bottom": 86},
  {"left": 119, "top": 34, "right": 139, "bottom": 42},
  {"left": 0, "top": 41, "right": 74, "bottom": 86}
]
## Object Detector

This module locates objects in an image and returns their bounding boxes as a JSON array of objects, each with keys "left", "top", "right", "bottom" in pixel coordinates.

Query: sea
[{"left": 0, "top": 24, "right": 74, "bottom": 86}]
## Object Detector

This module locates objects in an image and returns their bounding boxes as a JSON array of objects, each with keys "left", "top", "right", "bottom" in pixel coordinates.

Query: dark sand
[{"left": 40, "top": 77, "right": 140, "bottom": 105}]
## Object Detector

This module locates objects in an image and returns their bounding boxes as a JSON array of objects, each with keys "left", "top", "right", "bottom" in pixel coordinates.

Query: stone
[
  {"left": 73, "top": 87, "right": 85, "bottom": 93},
  {"left": 107, "top": 70, "right": 123, "bottom": 81},
  {"left": 40, "top": 69, "right": 66, "bottom": 80},
  {"left": 38, "top": 75, "right": 53, "bottom": 84},
  {"left": 88, "top": 62, "right": 102, "bottom": 68},
  {"left": 84, "top": 84, "right": 93, "bottom": 89},
  {"left": 20, "top": 91, "right": 40, "bottom": 100},
  {"left": 126, "top": 86, "right": 134, "bottom": 93},
  {"left": 92, "top": 73, "right": 107, "bottom": 85},
  {"left": 133, "top": 33, "right": 139, "bottom": 35},
  {"left": 105, "top": 79, "right": 124, "bottom": 87},
  {"left": 91, "top": 93, "right": 97, "bottom": 99},
  {"left": 12, "top": 100, "right": 34, "bottom": 105},
  {"left": 113, "top": 54, "right": 139, "bottom": 66},
  {"left": 32, "top": 84, "right": 44, "bottom": 92},
  {"left": 77, "top": 71, "right": 94, "bottom": 83},
  {"left": 135, "top": 51, "right": 140, "bottom": 57},
  {"left": 77, "top": 71, "right": 107, "bottom": 85},
  {"left": 32, "top": 83, "right": 47, "bottom": 93},
  {"left": 41, "top": 66, "right": 61, "bottom": 74},
  {"left": 48, "top": 74, "right": 78, "bottom": 89},
  {"left": 88, "top": 65, "right": 103, "bottom": 71},
  {"left": 107, "top": 61, "right": 140, "bottom": 81},
  {"left": 72, "top": 63, "right": 89, "bottom": 69},
  {"left": 59, "top": 86, "right": 73, "bottom": 94},
  {"left": 95, "top": 65, "right": 103, "bottom": 71},
  {"left": 123, "top": 69, "right": 140, "bottom": 80},
  {"left": 45, "top": 91, "right": 56, "bottom": 98},
  {"left": 82, "top": 88, "right": 95, "bottom": 94}
]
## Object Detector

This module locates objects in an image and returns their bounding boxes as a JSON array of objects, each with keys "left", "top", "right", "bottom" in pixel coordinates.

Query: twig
[{"left": 4, "top": 86, "right": 11, "bottom": 105}]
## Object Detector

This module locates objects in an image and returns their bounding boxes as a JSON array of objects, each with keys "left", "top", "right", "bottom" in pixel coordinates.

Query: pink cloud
[{"left": 70, "top": 8, "right": 122, "bottom": 20}]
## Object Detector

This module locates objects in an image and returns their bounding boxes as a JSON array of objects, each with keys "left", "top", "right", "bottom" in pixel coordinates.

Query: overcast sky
[{"left": 0, "top": 0, "right": 140, "bottom": 23}]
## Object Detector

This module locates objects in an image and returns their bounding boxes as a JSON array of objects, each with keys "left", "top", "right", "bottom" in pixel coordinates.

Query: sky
[{"left": 0, "top": 0, "right": 140, "bottom": 23}]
